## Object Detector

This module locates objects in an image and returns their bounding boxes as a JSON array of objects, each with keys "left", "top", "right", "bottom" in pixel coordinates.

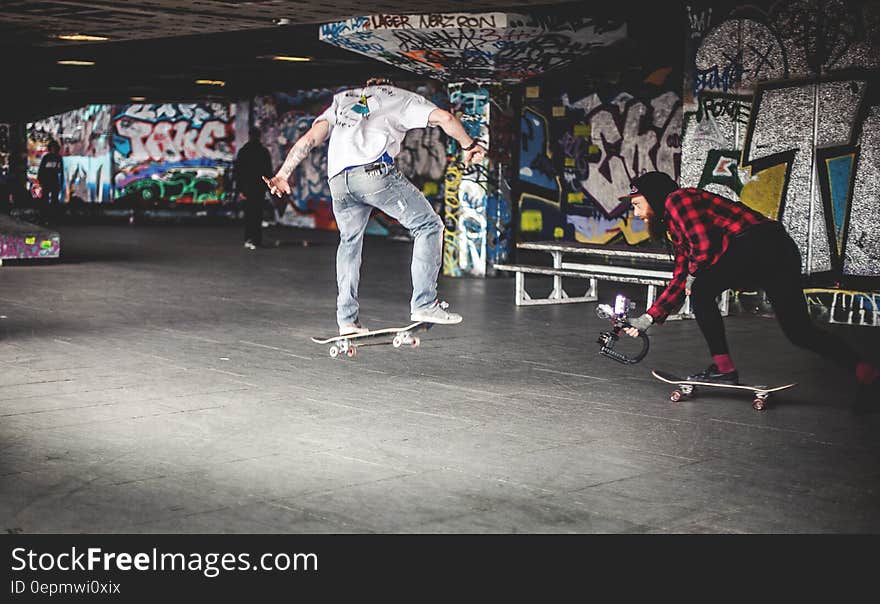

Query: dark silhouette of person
[
  {"left": 234, "top": 127, "right": 273, "bottom": 249},
  {"left": 37, "top": 140, "right": 63, "bottom": 205}
]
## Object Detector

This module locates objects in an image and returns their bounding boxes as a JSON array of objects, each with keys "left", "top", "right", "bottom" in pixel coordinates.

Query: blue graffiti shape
[{"left": 519, "top": 108, "right": 557, "bottom": 191}]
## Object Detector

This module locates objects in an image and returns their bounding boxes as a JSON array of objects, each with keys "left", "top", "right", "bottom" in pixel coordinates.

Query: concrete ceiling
[{"left": 0, "top": 0, "right": 673, "bottom": 120}]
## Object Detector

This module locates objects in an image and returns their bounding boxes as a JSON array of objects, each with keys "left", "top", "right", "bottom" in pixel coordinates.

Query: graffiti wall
[
  {"left": 62, "top": 105, "right": 113, "bottom": 203},
  {"left": 253, "top": 83, "right": 450, "bottom": 235},
  {"left": 26, "top": 113, "right": 62, "bottom": 200},
  {"left": 444, "top": 84, "right": 495, "bottom": 276},
  {"left": 25, "top": 102, "right": 236, "bottom": 206},
  {"left": 252, "top": 89, "right": 336, "bottom": 230},
  {"left": 0, "top": 214, "right": 61, "bottom": 260},
  {"left": 518, "top": 76, "right": 682, "bottom": 243},
  {"left": 26, "top": 105, "right": 113, "bottom": 203},
  {"left": 683, "top": 0, "right": 880, "bottom": 279},
  {"left": 318, "top": 13, "right": 626, "bottom": 83},
  {"left": 113, "top": 103, "right": 236, "bottom": 204}
]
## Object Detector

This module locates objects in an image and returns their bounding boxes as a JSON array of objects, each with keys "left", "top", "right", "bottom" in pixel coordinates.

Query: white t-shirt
[{"left": 315, "top": 85, "right": 438, "bottom": 178}]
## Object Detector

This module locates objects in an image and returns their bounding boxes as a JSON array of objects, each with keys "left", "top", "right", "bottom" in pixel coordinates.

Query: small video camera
[{"left": 596, "top": 294, "right": 650, "bottom": 364}]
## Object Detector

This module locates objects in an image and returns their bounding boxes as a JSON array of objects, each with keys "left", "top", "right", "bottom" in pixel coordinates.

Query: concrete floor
[{"left": 1, "top": 223, "right": 878, "bottom": 534}]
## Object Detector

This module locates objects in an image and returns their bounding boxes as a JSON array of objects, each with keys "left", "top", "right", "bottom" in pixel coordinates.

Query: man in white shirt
[{"left": 264, "top": 78, "right": 487, "bottom": 335}]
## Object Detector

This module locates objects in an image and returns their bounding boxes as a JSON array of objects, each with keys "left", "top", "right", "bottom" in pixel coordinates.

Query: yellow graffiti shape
[
  {"left": 442, "top": 163, "right": 463, "bottom": 276},
  {"left": 518, "top": 191, "right": 559, "bottom": 210},
  {"left": 740, "top": 163, "right": 787, "bottom": 220},
  {"left": 520, "top": 209, "right": 543, "bottom": 232}
]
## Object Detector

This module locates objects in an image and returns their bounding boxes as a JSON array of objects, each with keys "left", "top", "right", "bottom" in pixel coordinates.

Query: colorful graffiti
[
  {"left": 25, "top": 105, "right": 113, "bottom": 202},
  {"left": 518, "top": 84, "right": 681, "bottom": 244},
  {"left": 443, "top": 84, "right": 504, "bottom": 277},
  {"left": 252, "top": 90, "right": 330, "bottom": 228},
  {"left": 26, "top": 113, "right": 62, "bottom": 200},
  {"left": 62, "top": 105, "right": 113, "bottom": 203},
  {"left": 113, "top": 103, "right": 236, "bottom": 204},
  {"left": 0, "top": 215, "right": 61, "bottom": 259},
  {"left": 319, "top": 13, "right": 627, "bottom": 83},
  {"left": 24, "top": 102, "right": 234, "bottom": 206},
  {"left": 683, "top": 0, "right": 880, "bottom": 278}
]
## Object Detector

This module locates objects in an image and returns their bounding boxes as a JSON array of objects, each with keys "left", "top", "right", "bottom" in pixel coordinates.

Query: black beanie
[{"left": 620, "top": 171, "right": 679, "bottom": 218}]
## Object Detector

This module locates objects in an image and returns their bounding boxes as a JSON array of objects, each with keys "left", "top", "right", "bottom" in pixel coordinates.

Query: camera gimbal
[{"left": 596, "top": 294, "right": 650, "bottom": 364}]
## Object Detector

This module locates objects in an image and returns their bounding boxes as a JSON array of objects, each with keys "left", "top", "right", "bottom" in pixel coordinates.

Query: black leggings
[
  {"left": 690, "top": 222, "right": 860, "bottom": 370},
  {"left": 243, "top": 188, "right": 264, "bottom": 244}
]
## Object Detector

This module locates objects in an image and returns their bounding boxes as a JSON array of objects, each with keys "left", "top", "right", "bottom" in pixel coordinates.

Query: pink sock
[
  {"left": 713, "top": 354, "right": 736, "bottom": 373},
  {"left": 855, "top": 362, "right": 880, "bottom": 385}
]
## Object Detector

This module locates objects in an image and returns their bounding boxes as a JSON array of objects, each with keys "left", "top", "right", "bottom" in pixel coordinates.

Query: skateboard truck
[{"left": 596, "top": 294, "right": 650, "bottom": 365}]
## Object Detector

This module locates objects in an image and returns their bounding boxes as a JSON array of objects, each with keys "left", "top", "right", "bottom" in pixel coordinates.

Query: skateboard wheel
[
  {"left": 392, "top": 335, "right": 403, "bottom": 348},
  {"left": 752, "top": 398, "right": 765, "bottom": 411},
  {"left": 670, "top": 389, "right": 683, "bottom": 402},
  {"left": 411, "top": 336, "right": 420, "bottom": 348},
  {"left": 329, "top": 345, "right": 339, "bottom": 358},
  {"left": 346, "top": 346, "right": 357, "bottom": 358}
]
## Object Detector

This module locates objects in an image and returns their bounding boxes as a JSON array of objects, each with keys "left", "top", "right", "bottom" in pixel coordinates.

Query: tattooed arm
[
  {"left": 427, "top": 108, "right": 486, "bottom": 166},
  {"left": 263, "top": 119, "right": 331, "bottom": 197}
]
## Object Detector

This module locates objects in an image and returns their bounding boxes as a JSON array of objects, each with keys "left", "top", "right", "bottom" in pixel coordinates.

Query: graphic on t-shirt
[{"left": 352, "top": 93, "right": 371, "bottom": 116}]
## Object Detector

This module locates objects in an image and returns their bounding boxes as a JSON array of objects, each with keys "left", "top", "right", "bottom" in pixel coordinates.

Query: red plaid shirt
[{"left": 647, "top": 188, "right": 769, "bottom": 323}]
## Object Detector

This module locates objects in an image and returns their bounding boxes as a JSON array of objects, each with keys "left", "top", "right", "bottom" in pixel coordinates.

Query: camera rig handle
[{"left": 596, "top": 298, "right": 650, "bottom": 365}]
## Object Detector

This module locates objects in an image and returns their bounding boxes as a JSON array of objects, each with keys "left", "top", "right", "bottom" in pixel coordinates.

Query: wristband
[{"left": 464, "top": 139, "right": 485, "bottom": 151}]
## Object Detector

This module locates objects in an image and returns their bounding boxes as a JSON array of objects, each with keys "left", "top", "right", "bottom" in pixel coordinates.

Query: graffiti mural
[
  {"left": 0, "top": 215, "right": 61, "bottom": 260},
  {"left": 518, "top": 82, "right": 681, "bottom": 244},
  {"left": 319, "top": 13, "right": 626, "bottom": 83},
  {"left": 26, "top": 114, "right": 62, "bottom": 200},
  {"left": 25, "top": 105, "right": 113, "bottom": 203},
  {"left": 252, "top": 89, "right": 335, "bottom": 229},
  {"left": 443, "top": 83, "right": 502, "bottom": 277},
  {"left": 683, "top": 0, "right": 880, "bottom": 278},
  {"left": 62, "top": 104, "right": 113, "bottom": 203},
  {"left": 113, "top": 103, "right": 236, "bottom": 204}
]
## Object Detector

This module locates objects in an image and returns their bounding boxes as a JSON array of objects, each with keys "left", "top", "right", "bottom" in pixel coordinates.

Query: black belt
[{"left": 363, "top": 160, "right": 392, "bottom": 173}]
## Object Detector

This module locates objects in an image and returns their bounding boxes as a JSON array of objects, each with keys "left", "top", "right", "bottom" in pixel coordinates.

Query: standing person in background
[
  {"left": 264, "top": 78, "right": 487, "bottom": 336},
  {"left": 234, "top": 127, "right": 273, "bottom": 250},
  {"left": 37, "top": 140, "right": 63, "bottom": 206}
]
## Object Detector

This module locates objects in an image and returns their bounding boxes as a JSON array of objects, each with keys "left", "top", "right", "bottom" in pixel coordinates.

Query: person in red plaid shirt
[{"left": 621, "top": 171, "right": 879, "bottom": 395}]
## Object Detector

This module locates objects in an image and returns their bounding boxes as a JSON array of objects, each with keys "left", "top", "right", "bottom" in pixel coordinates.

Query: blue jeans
[{"left": 329, "top": 163, "right": 443, "bottom": 327}]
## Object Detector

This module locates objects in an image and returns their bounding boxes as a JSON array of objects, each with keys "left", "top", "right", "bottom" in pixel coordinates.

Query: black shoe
[{"left": 686, "top": 364, "right": 739, "bottom": 385}]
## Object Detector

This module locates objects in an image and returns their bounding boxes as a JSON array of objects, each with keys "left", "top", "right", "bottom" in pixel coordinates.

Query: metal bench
[{"left": 495, "top": 241, "right": 728, "bottom": 319}]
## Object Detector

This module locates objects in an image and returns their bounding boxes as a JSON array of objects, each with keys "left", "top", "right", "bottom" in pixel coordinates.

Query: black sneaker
[{"left": 686, "top": 364, "right": 739, "bottom": 385}]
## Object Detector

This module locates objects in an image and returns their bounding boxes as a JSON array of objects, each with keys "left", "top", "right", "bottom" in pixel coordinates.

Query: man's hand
[
  {"left": 623, "top": 313, "right": 653, "bottom": 338},
  {"left": 463, "top": 143, "right": 487, "bottom": 167},
  {"left": 263, "top": 175, "right": 291, "bottom": 198}
]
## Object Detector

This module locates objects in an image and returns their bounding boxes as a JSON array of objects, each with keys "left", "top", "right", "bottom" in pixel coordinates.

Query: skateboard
[
  {"left": 651, "top": 369, "right": 796, "bottom": 411},
  {"left": 310, "top": 321, "right": 433, "bottom": 358}
]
